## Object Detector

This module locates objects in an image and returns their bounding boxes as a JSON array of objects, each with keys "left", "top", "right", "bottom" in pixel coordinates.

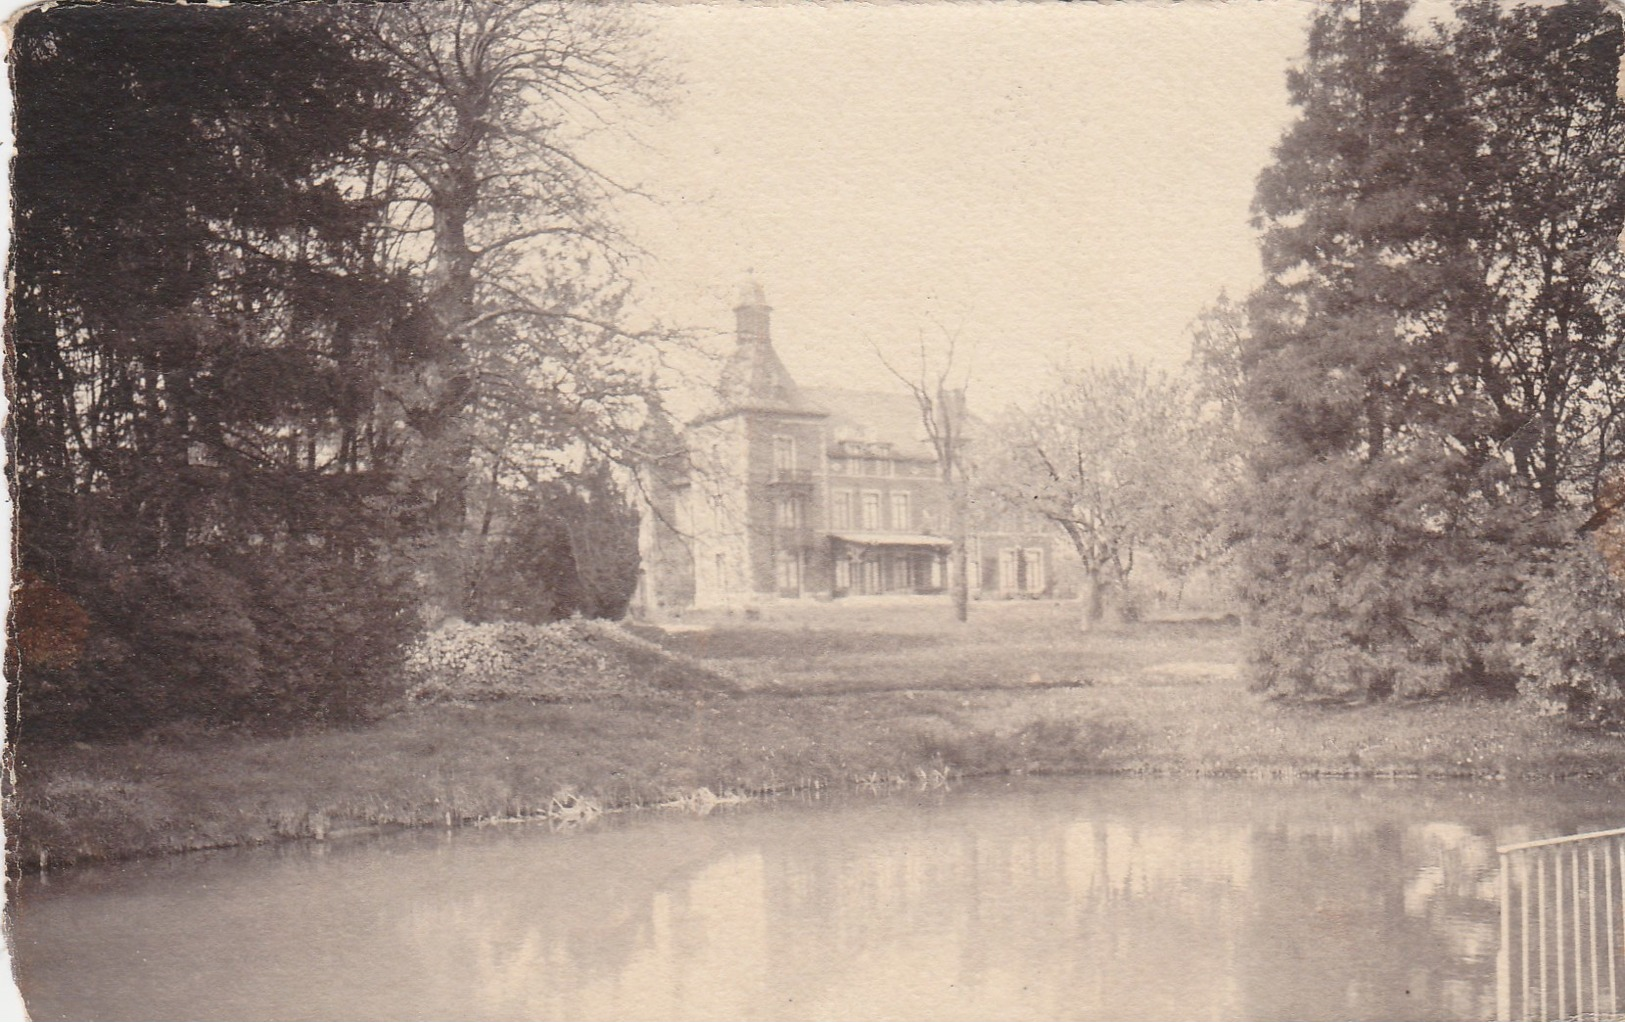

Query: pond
[{"left": 10, "top": 776, "right": 1622, "bottom": 1021}]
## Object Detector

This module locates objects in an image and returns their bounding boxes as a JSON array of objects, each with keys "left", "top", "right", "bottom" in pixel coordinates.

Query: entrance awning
[{"left": 829, "top": 532, "right": 952, "bottom": 549}]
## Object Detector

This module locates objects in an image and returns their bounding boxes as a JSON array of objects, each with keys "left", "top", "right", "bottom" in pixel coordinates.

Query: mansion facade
[{"left": 635, "top": 285, "right": 1052, "bottom": 614}]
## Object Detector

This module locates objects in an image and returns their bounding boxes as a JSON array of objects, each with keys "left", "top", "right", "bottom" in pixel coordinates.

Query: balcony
[
  {"left": 768, "top": 467, "right": 814, "bottom": 487},
  {"left": 774, "top": 524, "right": 818, "bottom": 549}
]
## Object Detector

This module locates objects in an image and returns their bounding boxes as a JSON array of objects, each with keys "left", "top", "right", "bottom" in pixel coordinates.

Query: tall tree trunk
[
  {"left": 953, "top": 536, "right": 969, "bottom": 623},
  {"left": 948, "top": 470, "right": 969, "bottom": 623},
  {"left": 1078, "top": 570, "right": 1104, "bottom": 632}
]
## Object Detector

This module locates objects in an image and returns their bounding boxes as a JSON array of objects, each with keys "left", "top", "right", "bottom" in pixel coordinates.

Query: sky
[{"left": 593, "top": 0, "right": 1319, "bottom": 414}]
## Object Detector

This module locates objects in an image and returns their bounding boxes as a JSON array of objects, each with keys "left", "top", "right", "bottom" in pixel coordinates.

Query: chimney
[{"left": 734, "top": 280, "right": 770, "bottom": 346}]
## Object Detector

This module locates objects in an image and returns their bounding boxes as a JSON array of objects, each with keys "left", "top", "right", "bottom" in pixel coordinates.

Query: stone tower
[{"left": 685, "top": 282, "right": 829, "bottom": 606}]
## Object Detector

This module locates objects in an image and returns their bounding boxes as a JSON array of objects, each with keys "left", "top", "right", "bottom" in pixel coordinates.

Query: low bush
[{"left": 404, "top": 618, "right": 706, "bottom": 704}]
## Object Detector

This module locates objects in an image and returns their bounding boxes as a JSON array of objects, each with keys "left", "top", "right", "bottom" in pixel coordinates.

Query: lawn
[
  {"left": 10, "top": 598, "right": 1625, "bottom": 870},
  {"left": 640, "top": 598, "right": 1242, "bottom": 693}
]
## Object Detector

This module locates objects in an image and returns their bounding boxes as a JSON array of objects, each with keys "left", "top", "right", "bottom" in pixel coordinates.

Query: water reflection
[{"left": 12, "top": 778, "right": 1620, "bottom": 1021}]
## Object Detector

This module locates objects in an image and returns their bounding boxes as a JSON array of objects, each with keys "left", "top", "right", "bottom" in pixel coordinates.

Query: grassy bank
[{"left": 11, "top": 599, "right": 1625, "bottom": 870}]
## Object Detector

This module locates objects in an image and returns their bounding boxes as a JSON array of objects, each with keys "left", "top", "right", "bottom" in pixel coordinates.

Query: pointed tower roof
[{"left": 700, "top": 282, "right": 826, "bottom": 422}]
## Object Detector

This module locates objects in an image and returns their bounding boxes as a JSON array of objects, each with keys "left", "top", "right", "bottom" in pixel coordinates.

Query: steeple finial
[
  {"left": 734, "top": 278, "right": 770, "bottom": 345},
  {"left": 736, "top": 278, "right": 768, "bottom": 310}
]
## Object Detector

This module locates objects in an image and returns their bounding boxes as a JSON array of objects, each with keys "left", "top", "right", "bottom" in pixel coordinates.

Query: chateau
[{"left": 635, "top": 284, "right": 1052, "bottom": 614}]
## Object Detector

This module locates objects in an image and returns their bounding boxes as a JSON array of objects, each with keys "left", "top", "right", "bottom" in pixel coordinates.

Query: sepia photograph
[{"left": 5, "top": 0, "right": 1625, "bottom": 1019}]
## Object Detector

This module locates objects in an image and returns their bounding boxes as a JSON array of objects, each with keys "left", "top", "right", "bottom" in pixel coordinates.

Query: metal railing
[
  {"left": 1497, "top": 827, "right": 1625, "bottom": 1021},
  {"left": 774, "top": 524, "right": 817, "bottom": 548}
]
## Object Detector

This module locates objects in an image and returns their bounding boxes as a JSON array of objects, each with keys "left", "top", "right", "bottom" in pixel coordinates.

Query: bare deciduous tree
[
  {"left": 873, "top": 323, "right": 976, "bottom": 622},
  {"left": 363, "top": 0, "right": 677, "bottom": 615},
  {"left": 982, "top": 361, "right": 1221, "bottom": 630}
]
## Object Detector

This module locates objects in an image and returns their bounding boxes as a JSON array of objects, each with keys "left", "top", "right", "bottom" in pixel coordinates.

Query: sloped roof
[
  {"left": 801, "top": 386, "right": 941, "bottom": 461},
  {"left": 703, "top": 339, "right": 826, "bottom": 420}
]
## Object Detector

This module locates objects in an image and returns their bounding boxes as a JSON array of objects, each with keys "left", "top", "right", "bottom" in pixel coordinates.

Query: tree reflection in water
[{"left": 13, "top": 777, "right": 1618, "bottom": 1021}]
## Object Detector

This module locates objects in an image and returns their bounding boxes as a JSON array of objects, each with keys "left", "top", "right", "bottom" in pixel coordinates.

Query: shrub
[
  {"left": 238, "top": 546, "right": 420, "bottom": 727},
  {"left": 9, "top": 543, "right": 419, "bottom": 744},
  {"left": 1517, "top": 539, "right": 1625, "bottom": 728},
  {"left": 13, "top": 555, "right": 263, "bottom": 742},
  {"left": 466, "top": 464, "right": 640, "bottom": 625},
  {"left": 1240, "top": 455, "right": 1535, "bottom": 700}
]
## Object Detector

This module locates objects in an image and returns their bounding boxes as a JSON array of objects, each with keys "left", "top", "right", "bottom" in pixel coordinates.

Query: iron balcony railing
[
  {"left": 1497, "top": 827, "right": 1625, "bottom": 1021},
  {"left": 774, "top": 524, "right": 817, "bottom": 548},
  {"left": 768, "top": 467, "right": 814, "bottom": 485}
]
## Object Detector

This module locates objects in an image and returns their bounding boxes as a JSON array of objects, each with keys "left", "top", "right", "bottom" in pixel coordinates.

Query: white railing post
[
  {"left": 1606, "top": 839, "right": 1618, "bottom": 1018},
  {"left": 1589, "top": 845, "right": 1600, "bottom": 1021},
  {"left": 1499, "top": 827, "right": 1625, "bottom": 1022},
  {"left": 1500, "top": 856, "right": 1512, "bottom": 1022}
]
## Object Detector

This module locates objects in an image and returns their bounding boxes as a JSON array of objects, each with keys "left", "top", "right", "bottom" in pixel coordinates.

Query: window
[
  {"left": 776, "top": 551, "right": 802, "bottom": 595},
  {"left": 993, "top": 547, "right": 1045, "bottom": 593},
  {"left": 773, "top": 435, "right": 796, "bottom": 473},
  {"left": 1022, "top": 548, "right": 1046, "bottom": 594},
  {"left": 776, "top": 496, "right": 801, "bottom": 528},
  {"left": 999, "top": 548, "right": 1020, "bottom": 592},
  {"left": 889, "top": 492, "right": 911, "bottom": 532},
  {"left": 860, "top": 492, "right": 882, "bottom": 530},
  {"left": 831, "top": 490, "right": 853, "bottom": 530},
  {"left": 835, "top": 557, "right": 852, "bottom": 590}
]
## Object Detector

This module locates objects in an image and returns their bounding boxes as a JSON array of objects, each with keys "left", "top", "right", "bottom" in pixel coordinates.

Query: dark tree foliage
[
  {"left": 1239, "top": 0, "right": 1625, "bottom": 700},
  {"left": 1448, "top": 0, "right": 1625, "bottom": 508},
  {"left": 465, "top": 462, "right": 640, "bottom": 625},
  {"left": 1517, "top": 533, "right": 1625, "bottom": 728},
  {"left": 8, "top": 6, "right": 423, "bottom": 740},
  {"left": 1248, "top": 0, "right": 1480, "bottom": 470}
]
